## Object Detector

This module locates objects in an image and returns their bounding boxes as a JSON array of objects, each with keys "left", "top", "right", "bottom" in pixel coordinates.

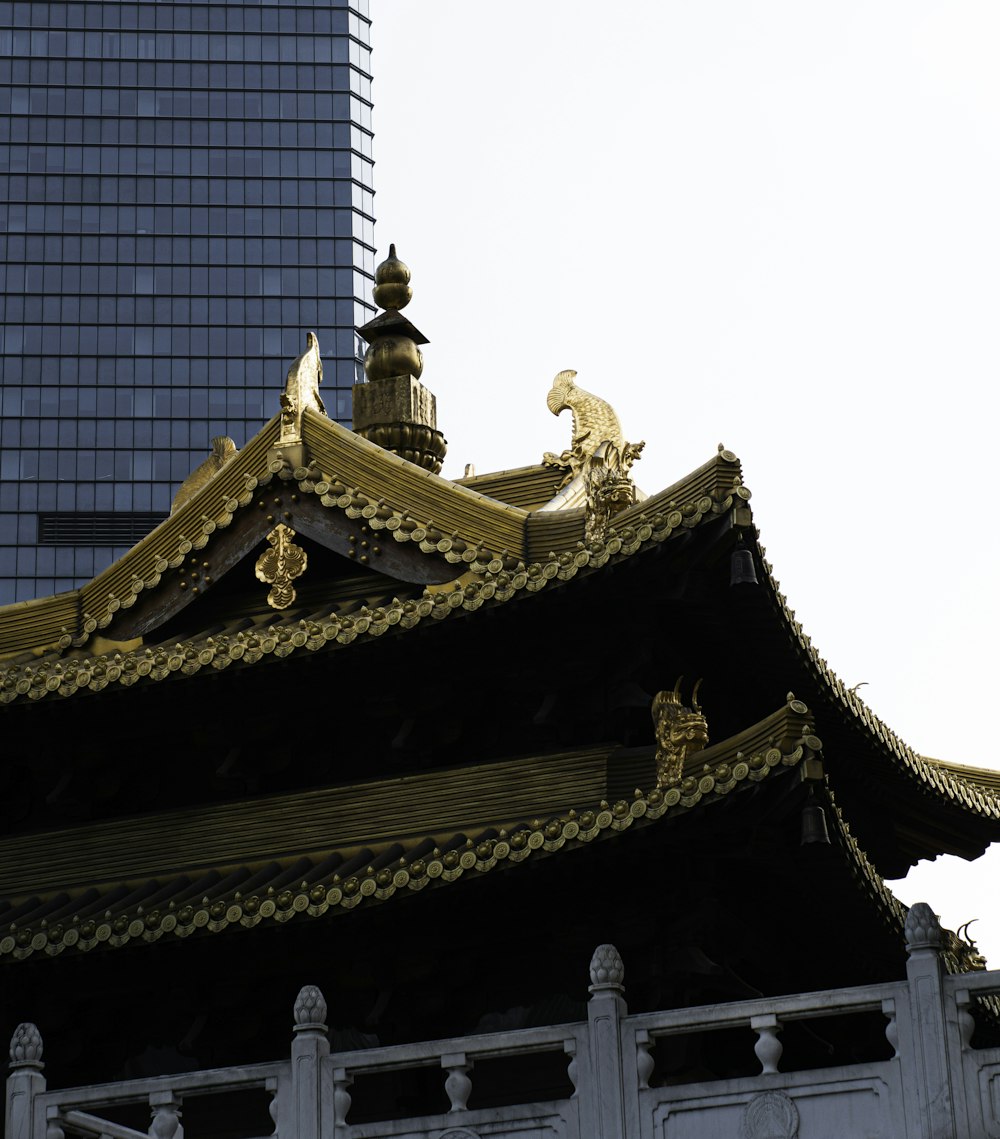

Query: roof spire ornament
[
  {"left": 279, "top": 330, "right": 325, "bottom": 446},
  {"left": 538, "top": 370, "right": 645, "bottom": 538},
  {"left": 542, "top": 370, "right": 643, "bottom": 482},
  {"left": 353, "top": 246, "right": 447, "bottom": 473},
  {"left": 170, "top": 436, "right": 238, "bottom": 514},
  {"left": 371, "top": 243, "right": 413, "bottom": 315}
]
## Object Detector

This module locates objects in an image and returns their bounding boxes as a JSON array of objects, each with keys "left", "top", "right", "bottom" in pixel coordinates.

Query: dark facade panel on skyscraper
[{"left": 0, "top": 0, "right": 375, "bottom": 604}]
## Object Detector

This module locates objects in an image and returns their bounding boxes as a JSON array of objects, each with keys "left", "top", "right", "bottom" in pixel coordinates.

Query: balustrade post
[
  {"left": 332, "top": 1068, "right": 352, "bottom": 1128},
  {"left": 954, "top": 989, "right": 975, "bottom": 1050},
  {"left": 266, "top": 1077, "right": 278, "bottom": 1137},
  {"left": 751, "top": 1015, "right": 783, "bottom": 1075},
  {"left": 6, "top": 1024, "right": 46, "bottom": 1139},
  {"left": 635, "top": 1030, "right": 654, "bottom": 1090},
  {"left": 583, "top": 944, "right": 629, "bottom": 1139},
  {"left": 901, "top": 902, "right": 968, "bottom": 1139},
  {"left": 563, "top": 1038, "right": 579, "bottom": 1099},
  {"left": 441, "top": 1053, "right": 472, "bottom": 1113},
  {"left": 45, "top": 1105, "right": 64, "bottom": 1139},
  {"left": 882, "top": 998, "right": 900, "bottom": 1058},
  {"left": 289, "top": 985, "right": 332, "bottom": 1139},
  {"left": 148, "top": 1091, "right": 182, "bottom": 1139}
]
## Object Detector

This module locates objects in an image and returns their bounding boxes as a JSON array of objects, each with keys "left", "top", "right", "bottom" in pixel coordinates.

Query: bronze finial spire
[
  {"left": 361, "top": 246, "right": 425, "bottom": 383},
  {"left": 353, "top": 245, "right": 447, "bottom": 473},
  {"left": 371, "top": 243, "right": 413, "bottom": 312}
]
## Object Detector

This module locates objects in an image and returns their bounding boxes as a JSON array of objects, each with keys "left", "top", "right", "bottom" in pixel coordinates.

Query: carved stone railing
[
  {"left": 946, "top": 966, "right": 1000, "bottom": 1138},
  {"left": 7, "top": 905, "right": 1000, "bottom": 1139},
  {"left": 5, "top": 1054, "right": 284, "bottom": 1139}
]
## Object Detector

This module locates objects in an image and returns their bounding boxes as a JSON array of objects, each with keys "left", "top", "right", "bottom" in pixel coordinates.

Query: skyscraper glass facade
[{"left": 0, "top": 0, "right": 375, "bottom": 604}]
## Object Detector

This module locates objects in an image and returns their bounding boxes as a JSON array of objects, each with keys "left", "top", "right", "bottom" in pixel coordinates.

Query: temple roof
[
  {"left": 1, "top": 371, "right": 999, "bottom": 872},
  {"left": 0, "top": 441, "right": 741, "bottom": 695},
  {"left": 0, "top": 693, "right": 985, "bottom": 984},
  {"left": 454, "top": 463, "right": 569, "bottom": 510},
  {"left": 2, "top": 259, "right": 999, "bottom": 989},
  {"left": 0, "top": 415, "right": 996, "bottom": 838},
  {"left": 0, "top": 701, "right": 872, "bottom": 963}
]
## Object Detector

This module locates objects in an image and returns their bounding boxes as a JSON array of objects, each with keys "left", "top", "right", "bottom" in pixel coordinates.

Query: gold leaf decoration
[{"left": 255, "top": 524, "right": 307, "bottom": 610}]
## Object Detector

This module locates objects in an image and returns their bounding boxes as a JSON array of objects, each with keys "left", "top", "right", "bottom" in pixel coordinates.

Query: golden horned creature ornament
[
  {"left": 652, "top": 678, "right": 710, "bottom": 788},
  {"left": 255, "top": 524, "right": 307, "bottom": 610},
  {"left": 170, "top": 435, "right": 238, "bottom": 514},
  {"left": 280, "top": 330, "right": 325, "bottom": 445},
  {"left": 582, "top": 442, "right": 643, "bottom": 541}
]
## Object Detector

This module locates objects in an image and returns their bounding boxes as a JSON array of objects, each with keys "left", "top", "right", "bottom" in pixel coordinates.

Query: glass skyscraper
[{"left": 0, "top": 0, "right": 375, "bottom": 604}]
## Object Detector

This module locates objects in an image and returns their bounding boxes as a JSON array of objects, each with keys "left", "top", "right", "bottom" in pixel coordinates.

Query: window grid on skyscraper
[{"left": 0, "top": 0, "right": 375, "bottom": 604}]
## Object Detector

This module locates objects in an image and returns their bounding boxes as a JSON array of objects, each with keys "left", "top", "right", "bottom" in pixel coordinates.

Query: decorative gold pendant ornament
[{"left": 255, "top": 524, "right": 307, "bottom": 610}]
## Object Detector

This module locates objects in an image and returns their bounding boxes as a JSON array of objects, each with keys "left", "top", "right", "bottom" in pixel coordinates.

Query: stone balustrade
[{"left": 8, "top": 904, "right": 1000, "bottom": 1139}]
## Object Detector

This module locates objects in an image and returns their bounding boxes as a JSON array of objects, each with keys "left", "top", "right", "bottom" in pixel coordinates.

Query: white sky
[{"left": 368, "top": 2, "right": 1000, "bottom": 963}]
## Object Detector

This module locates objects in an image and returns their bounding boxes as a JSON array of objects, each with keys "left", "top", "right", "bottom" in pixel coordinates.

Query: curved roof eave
[
  {"left": 0, "top": 712, "right": 821, "bottom": 964},
  {"left": 2, "top": 432, "right": 998, "bottom": 853}
]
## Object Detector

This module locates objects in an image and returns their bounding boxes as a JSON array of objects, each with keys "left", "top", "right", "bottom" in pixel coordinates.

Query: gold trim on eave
[
  {"left": 0, "top": 730, "right": 815, "bottom": 964},
  {"left": 0, "top": 487, "right": 737, "bottom": 704}
]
